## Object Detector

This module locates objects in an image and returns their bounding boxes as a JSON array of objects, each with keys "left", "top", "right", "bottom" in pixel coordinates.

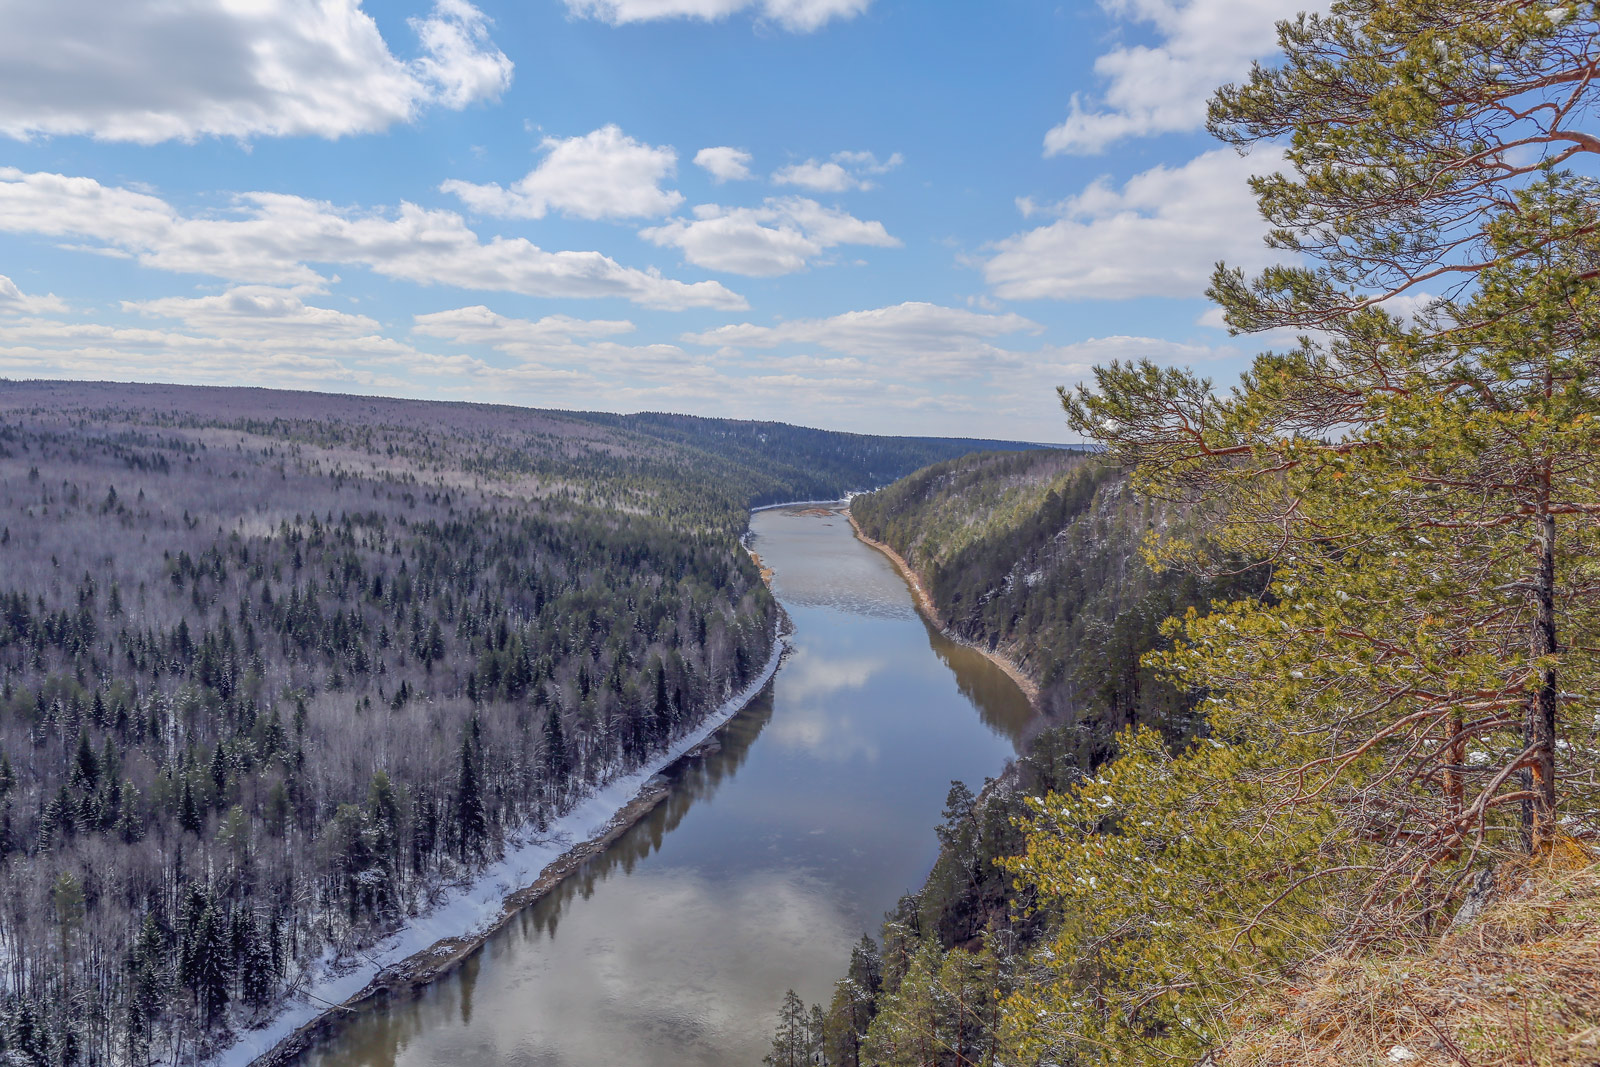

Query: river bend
[{"left": 297, "top": 504, "right": 1033, "bottom": 1067}]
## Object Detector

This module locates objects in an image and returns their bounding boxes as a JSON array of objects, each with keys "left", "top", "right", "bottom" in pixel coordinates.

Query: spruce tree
[
  {"left": 543, "top": 707, "right": 569, "bottom": 785},
  {"left": 193, "top": 903, "right": 231, "bottom": 1027},
  {"left": 453, "top": 729, "right": 487, "bottom": 865}
]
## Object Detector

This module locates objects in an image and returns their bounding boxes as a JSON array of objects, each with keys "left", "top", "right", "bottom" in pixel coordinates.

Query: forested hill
[
  {"left": 4, "top": 381, "right": 1040, "bottom": 526},
  {"left": 850, "top": 448, "right": 1262, "bottom": 764},
  {"left": 567, "top": 410, "right": 1038, "bottom": 508},
  {"left": 0, "top": 379, "right": 1023, "bottom": 1066}
]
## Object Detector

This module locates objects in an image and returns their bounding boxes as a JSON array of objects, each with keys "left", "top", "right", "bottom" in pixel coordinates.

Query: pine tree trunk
[
  {"left": 1444, "top": 709, "right": 1465, "bottom": 863},
  {"left": 1523, "top": 481, "right": 1559, "bottom": 851}
]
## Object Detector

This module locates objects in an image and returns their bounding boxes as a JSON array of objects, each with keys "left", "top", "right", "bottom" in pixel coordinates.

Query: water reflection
[
  {"left": 924, "top": 628, "right": 1035, "bottom": 745},
  {"left": 298, "top": 504, "right": 1034, "bottom": 1067}
]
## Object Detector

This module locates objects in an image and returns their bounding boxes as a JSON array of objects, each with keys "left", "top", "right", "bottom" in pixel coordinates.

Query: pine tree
[
  {"left": 1014, "top": 5, "right": 1600, "bottom": 1065},
  {"left": 764, "top": 989, "right": 811, "bottom": 1067},
  {"left": 1065, "top": 10, "right": 1600, "bottom": 873}
]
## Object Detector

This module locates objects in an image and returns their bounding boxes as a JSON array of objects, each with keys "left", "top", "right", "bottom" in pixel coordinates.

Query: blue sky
[{"left": 0, "top": 0, "right": 1303, "bottom": 441}]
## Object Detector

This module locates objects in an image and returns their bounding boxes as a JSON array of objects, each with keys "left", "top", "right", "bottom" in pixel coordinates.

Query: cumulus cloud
[
  {"left": 1044, "top": 0, "right": 1308, "bottom": 155},
  {"left": 0, "top": 286, "right": 420, "bottom": 388},
  {"left": 0, "top": 274, "right": 67, "bottom": 315},
  {"left": 694, "top": 147, "right": 754, "bottom": 183},
  {"left": 0, "top": 0, "right": 512, "bottom": 144},
  {"left": 124, "top": 285, "right": 389, "bottom": 339},
  {"left": 682, "top": 300, "right": 1040, "bottom": 375},
  {"left": 983, "top": 148, "right": 1280, "bottom": 301},
  {"left": 0, "top": 168, "right": 745, "bottom": 310},
  {"left": 772, "top": 150, "right": 901, "bottom": 192},
  {"left": 412, "top": 305, "right": 636, "bottom": 354},
  {"left": 442, "top": 125, "right": 683, "bottom": 220},
  {"left": 409, "top": 305, "right": 702, "bottom": 394},
  {"left": 565, "top": 0, "right": 870, "bottom": 33},
  {"left": 640, "top": 197, "right": 897, "bottom": 276}
]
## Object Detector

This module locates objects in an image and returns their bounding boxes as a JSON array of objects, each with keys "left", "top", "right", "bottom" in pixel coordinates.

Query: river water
[{"left": 298, "top": 504, "right": 1033, "bottom": 1067}]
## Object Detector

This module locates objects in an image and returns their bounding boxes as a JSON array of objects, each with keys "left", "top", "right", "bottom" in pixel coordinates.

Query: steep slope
[
  {"left": 568, "top": 410, "right": 1039, "bottom": 507},
  {"left": 850, "top": 448, "right": 1264, "bottom": 763}
]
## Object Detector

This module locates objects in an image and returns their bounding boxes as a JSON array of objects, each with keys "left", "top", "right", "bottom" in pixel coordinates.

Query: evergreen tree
[
  {"left": 652, "top": 662, "right": 672, "bottom": 742},
  {"left": 192, "top": 903, "right": 231, "bottom": 1026},
  {"left": 240, "top": 913, "right": 276, "bottom": 1011},
  {"left": 453, "top": 728, "right": 488, "bottom": 865},
  {"left": 127, "top": 910, "right": 167, "bottom": 1040},
  {"left": 764, "top": 989, "right": 811, "bottom": 1067},
  {"left": 543, "top": 707, "right": 569, "bottom": 786},
  {"left": 1008, "top": 4, "right": 1600, "bottom": 1065},
  {"left": 178, "top": 776, "right": 202, "bottom": 836}
]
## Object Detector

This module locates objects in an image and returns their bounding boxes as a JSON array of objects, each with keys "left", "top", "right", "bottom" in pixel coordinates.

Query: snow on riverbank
[
  {"left": 749, "top": 495, "right": 861, "bottom": 513},
  {"left": 213, "top": 629, "right": 791, "bottom": 1067}
]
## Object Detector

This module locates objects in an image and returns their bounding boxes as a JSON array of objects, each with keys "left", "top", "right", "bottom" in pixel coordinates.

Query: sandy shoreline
[
  {"left": 845, "top": 510, "right": 1041, "bottom": 708},
  {"left": 222, "top": 626, "right": 792, "bottom": 1067}
]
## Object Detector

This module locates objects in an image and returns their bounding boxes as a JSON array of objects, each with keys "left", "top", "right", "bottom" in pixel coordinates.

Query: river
[{"left": 296, "top": 503, "right": 1033, "bottom": 1067}]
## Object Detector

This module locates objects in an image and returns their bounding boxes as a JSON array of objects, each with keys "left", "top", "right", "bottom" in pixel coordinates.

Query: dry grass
[{"left": 1221, "top": 847, "right": 1600, "bottom": 1067}]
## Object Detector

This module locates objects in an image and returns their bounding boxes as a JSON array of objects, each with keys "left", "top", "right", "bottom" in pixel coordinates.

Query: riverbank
[
  {"left": 218, "top": 626, "right": 792, "bottom": 1067},
  {"left": 845, "top": 510, "right": 1041, "bottom": 708}
]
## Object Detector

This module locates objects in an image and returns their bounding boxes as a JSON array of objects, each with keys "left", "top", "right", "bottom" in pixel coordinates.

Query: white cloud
[
  {"left": 124, "top": 285, "right": 388, "bottom": 339},
  {"left": 1044, "top": 0, "right": 1306, "bottom": 155},
  {"left": 682, "top": 300, "right": 1041, "bottom": 375},
  {"left": 412, "top": 305, "right": 636, "bottom": 354},
  {"left": 772, "top": 150, "right": 901, "bottom": 192},
  {"left": 0, "top": 287, "right": 421, "bottom": 388},
  {"left": 0, "top": 168, "right": 745, "bottom": 310},
  {"left": 565, "top": 0, "right": 870, "bottom": 33},
  {"left": 983, "top": 148, "right": 1280, "bottom": 301},
  {"left": 641, "top": 197, "right": 897, "bottom": 276},
  {"left": 0, "top": 274, "right": 67, "bottom": 315},
  {"left": 409, "top": 305, "right": 702, "bottom": 392},
  {"left": 0, "top": 0, "right": 512, "bottom": 144},
  {"left": 411, "top": 0, "right": 517, "bottom": 108},
  {"left": 694, "top": 147, "right": 754, "bottom": 183},
  {"left": 442, "top": 125, "right": 683, "bottom": 220}
]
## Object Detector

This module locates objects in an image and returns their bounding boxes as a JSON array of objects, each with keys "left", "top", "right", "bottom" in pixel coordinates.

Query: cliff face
[{"left": 850, "top": 448, "right": 1265, "bottom": 763}]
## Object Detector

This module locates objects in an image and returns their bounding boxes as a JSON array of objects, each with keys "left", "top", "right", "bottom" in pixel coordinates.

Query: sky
[{"left": 0, "top": 0, "right": 1308, "bottom": 442}]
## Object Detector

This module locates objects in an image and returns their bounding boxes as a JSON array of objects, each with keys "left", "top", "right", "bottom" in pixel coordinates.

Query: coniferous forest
[{"left": 0, "top": 380, "right": 1023, "bottom": 1065}]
